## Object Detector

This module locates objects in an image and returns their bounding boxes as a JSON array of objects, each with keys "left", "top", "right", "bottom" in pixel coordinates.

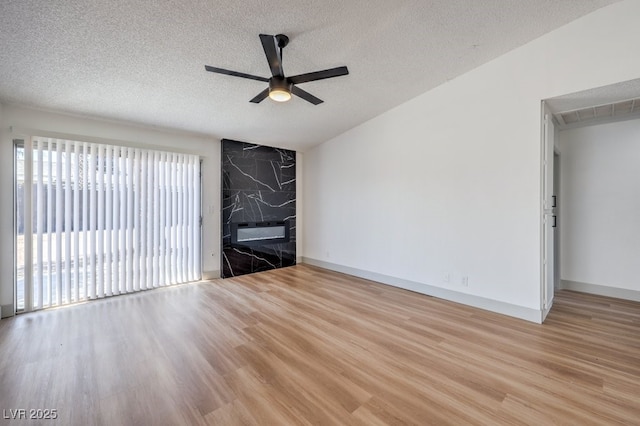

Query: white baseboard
[
  {"left": 1, "top": 303, "right": 14, "bottom": 319},
  {"left": 202, "top": 270, "right": 221, "bottom": 280},
  {"left": 560, "top": 280, "right": 640, "bottom": 302},
  {"left": 301, "top": 257, "right": 543, "bottom": 323}
]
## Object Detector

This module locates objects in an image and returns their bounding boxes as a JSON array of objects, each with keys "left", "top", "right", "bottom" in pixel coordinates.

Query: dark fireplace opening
[{"left": 231, "top": 220, "right": 290, "bottom": 246}]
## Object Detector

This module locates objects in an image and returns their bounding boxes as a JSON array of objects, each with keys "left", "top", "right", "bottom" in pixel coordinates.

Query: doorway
[{"left": 543, "top": 77, "right": 640, "bottom": 308}]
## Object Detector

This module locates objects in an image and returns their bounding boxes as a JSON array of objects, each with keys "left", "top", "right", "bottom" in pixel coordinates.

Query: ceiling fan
[{"left": 204, "top": 34, "right": 349, "bottom": 105}]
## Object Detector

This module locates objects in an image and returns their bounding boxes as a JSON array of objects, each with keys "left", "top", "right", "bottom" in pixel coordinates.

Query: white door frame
[{"left": 541, "top": 101, "right": 557, "bottom": 321}]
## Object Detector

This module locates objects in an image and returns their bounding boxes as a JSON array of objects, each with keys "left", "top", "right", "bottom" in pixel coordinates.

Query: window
[{"left": 16, "top": 137, "right": 201, "bottom": 311}]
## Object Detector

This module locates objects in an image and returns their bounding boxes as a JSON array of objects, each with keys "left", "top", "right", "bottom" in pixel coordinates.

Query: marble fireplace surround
[{"left": 221, "top": 139, "right": 296, "bottom": 278}]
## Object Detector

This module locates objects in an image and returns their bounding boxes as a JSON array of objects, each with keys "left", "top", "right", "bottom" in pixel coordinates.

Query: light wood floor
[{"left": 1, "top": 265, "right": 639, "bottom": 425}]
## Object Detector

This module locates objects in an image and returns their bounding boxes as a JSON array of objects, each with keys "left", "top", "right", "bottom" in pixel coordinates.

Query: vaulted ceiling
[{"left": 0, "top": 0, "right": 619, "bottom": 151}]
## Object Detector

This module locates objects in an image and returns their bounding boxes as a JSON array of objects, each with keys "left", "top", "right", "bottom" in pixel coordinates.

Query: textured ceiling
[
  {"left": 546, "top": 77, "right": 640, "bottom": 128},
  {"left": 0, "top": 0, "right": 619, "bottom": 151},
  {"left": 546, "top": 78, "right": 640, "bottom": 114}
]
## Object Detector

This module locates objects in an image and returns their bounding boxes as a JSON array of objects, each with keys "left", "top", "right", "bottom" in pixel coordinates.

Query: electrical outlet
[
  {"left": 461, "top": 276, "right": 469, "bottom": 287},
  {"left": 444, "top": 273, "right": 451, "bottom": 283}
]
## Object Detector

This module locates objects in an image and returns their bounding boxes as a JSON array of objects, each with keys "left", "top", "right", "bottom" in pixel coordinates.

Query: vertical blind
[{"left": 18, "top": 137, "right": 201, "bottom": 311}]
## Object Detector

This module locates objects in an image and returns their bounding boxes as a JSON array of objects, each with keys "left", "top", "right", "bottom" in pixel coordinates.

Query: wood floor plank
[{"left": 0, "top": 265, "right": 639, "bottom": 425}]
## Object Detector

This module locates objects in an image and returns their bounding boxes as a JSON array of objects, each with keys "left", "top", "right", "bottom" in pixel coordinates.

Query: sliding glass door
[{"left": 15, "top": 137, "right": 201, "bottom": 312}]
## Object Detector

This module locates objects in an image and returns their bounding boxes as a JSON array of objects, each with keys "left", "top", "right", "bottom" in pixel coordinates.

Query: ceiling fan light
[
  {"left": 268, "top": 77, "right": 292, "bottom": 102},
  {"left": 269, "top": 89, "right": 291, "bottom": 102}
]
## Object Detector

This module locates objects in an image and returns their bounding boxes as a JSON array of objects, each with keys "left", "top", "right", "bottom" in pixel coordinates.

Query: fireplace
[
  {"left": 221, "top": 139, "right": 296, "bottom": 278},
  {"left": 231, "top": 220, "right": 290, "bottom": 247}
]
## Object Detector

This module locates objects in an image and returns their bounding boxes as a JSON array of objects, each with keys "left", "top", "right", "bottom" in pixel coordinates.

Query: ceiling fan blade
[
  {"left": 259, "top": 34, "right": 284, "bottom": 78},
  {"left": 288, "top": 66, "right": 349, "bottom": 85},
  {"left": 291, "top": 86, "right": 323, "bottom": 105},
  {"left": 205, "top": 65, "right": 269, "bottom": 82},
  {"left": 249, "top": 88, "right": 270, "bottom": 103}
]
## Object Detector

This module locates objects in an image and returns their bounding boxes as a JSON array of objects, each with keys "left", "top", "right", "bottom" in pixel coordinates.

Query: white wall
[
  {"left": 0, "top": 104, "right": 221, "bottom": 316},
  {"left": 0, "top": 101, "right": 12, "bottom": 317},
  {"left": 295, "top": 152, "right": 304, "bottom": 263},
  {"left": 303, "top": 0, "right": 640, "bottom": 321},
  {"left": 559, "top": 119, "right": 640, "bottom": 294}
]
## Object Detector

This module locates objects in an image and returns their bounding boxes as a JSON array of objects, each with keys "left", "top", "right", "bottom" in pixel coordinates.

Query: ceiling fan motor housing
[
  {"left": 269, "top": 77, "right": 292, "bottom": 93},
  {"left": 268, "top": 77, "right": 293, "bottom": 102}
]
